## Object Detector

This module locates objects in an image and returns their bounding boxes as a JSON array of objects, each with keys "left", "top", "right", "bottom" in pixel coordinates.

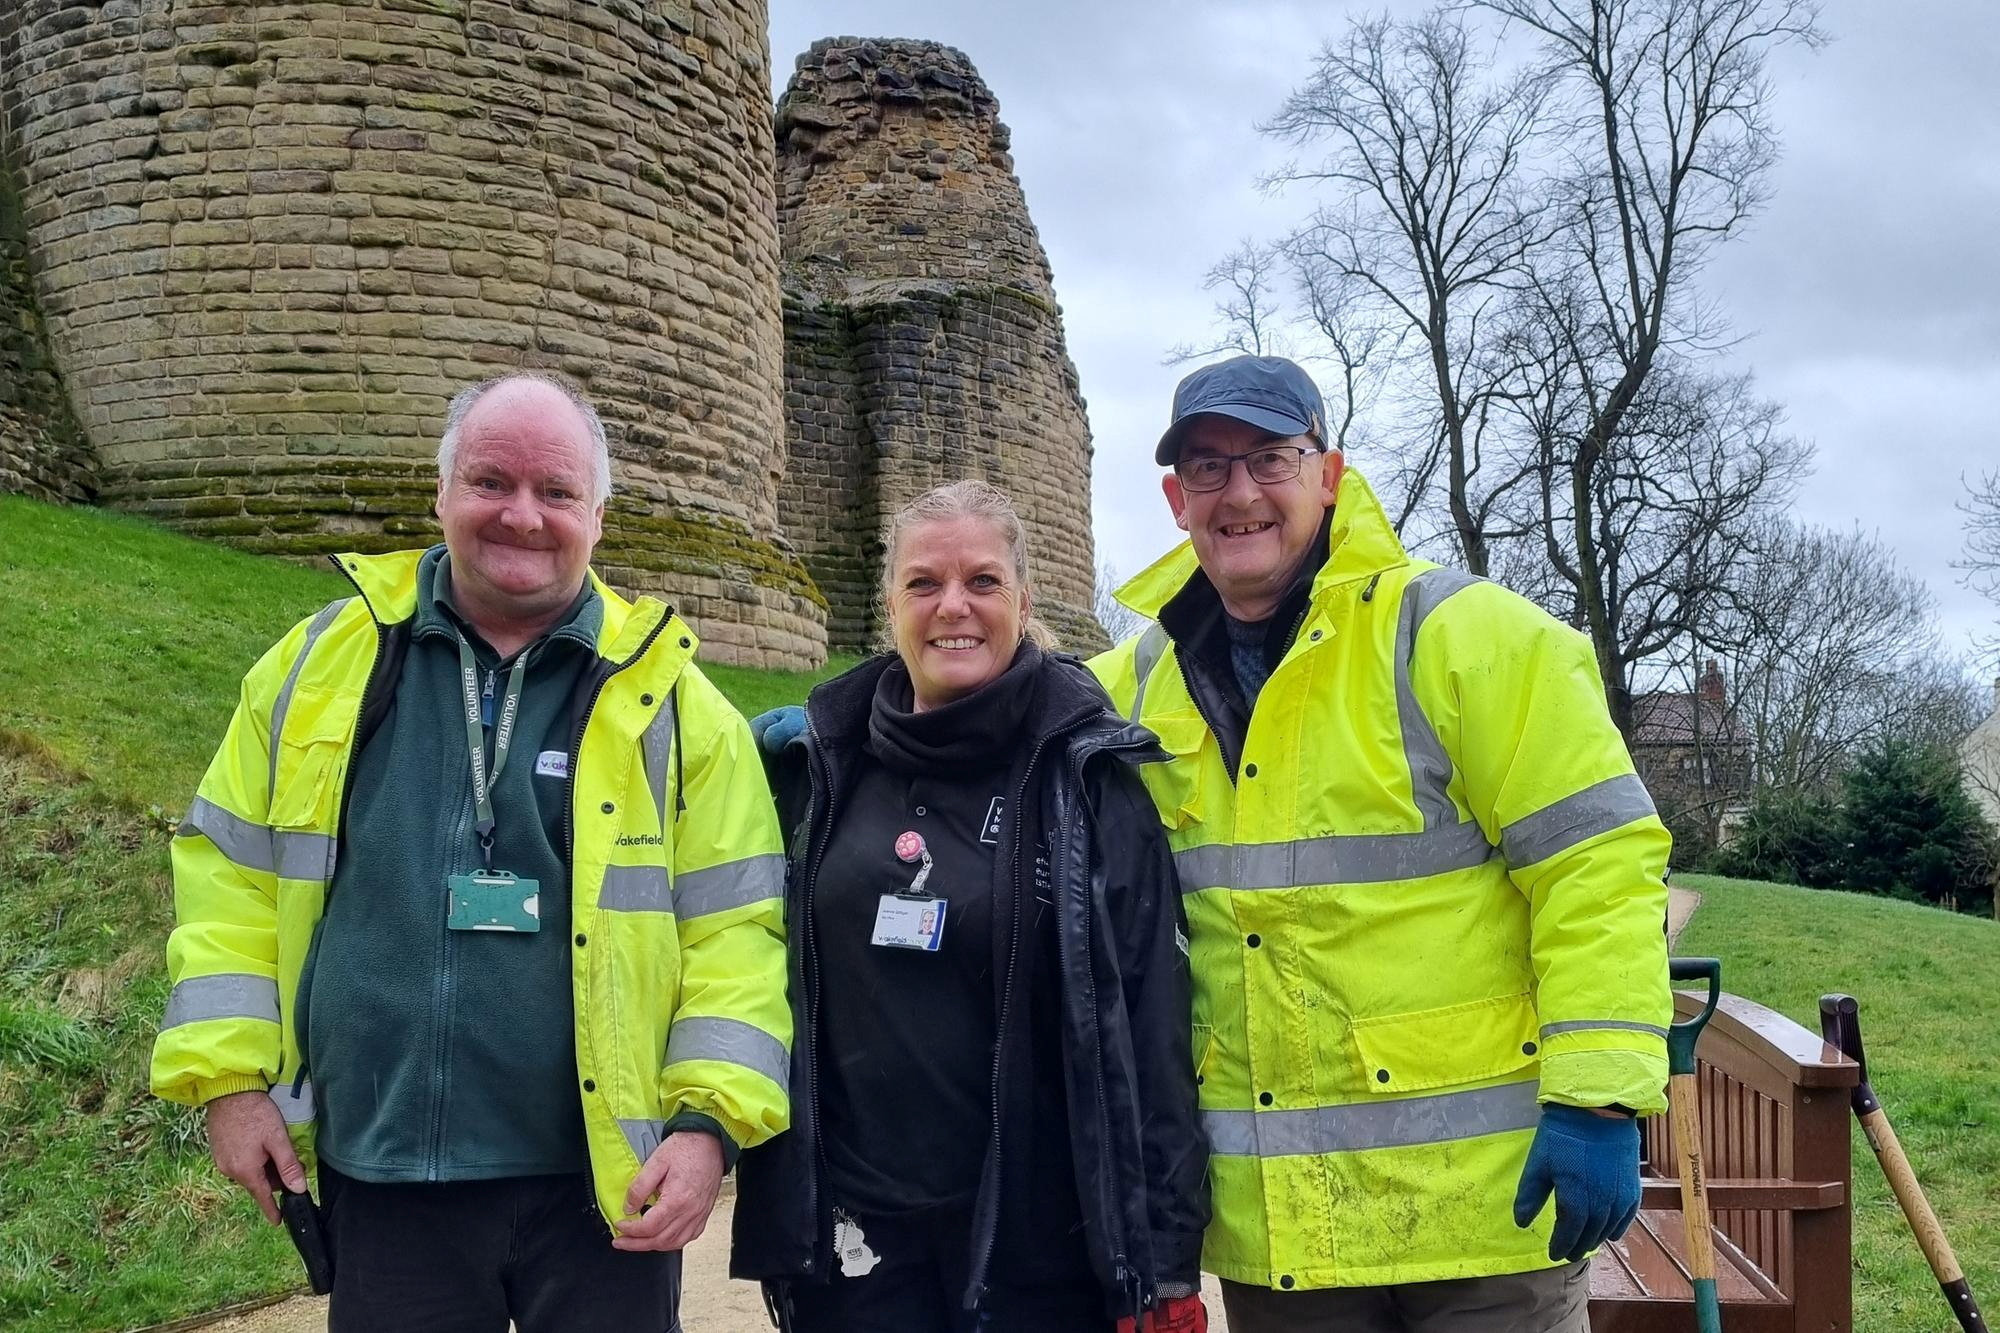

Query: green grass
[
  {"left": 1677, "top": 873, "right": 2000, "bottom": 1329},
  {"left": 0, "top": 496, "right": 850, "bottom": 1331},
  {"left": 0, "top": 747, "right": 298, "bottom": 1330}
]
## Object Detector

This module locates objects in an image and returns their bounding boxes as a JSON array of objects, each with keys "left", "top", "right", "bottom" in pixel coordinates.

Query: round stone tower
[
  {"left": 774, "top": 37, "right": 1105, "bottom": 653},
  {"left": 2, "top": 0, "right": 823, "bottom": 667}
]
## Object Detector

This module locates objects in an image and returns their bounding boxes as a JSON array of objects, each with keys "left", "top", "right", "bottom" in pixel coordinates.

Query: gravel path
[{"left": 1667, "top": 884, "right": 1702, "bottom": 946}]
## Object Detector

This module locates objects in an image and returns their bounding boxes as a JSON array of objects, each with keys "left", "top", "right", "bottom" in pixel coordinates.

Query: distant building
[
  {"left": 1629, "top": 660, "right": 1754, "bottom": 847},
  {"left": 1960, "top": 679, "right": 2000, "bottom": 827}
]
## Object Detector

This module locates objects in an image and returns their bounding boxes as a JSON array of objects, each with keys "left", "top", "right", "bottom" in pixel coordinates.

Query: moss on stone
[{"left": 605, "top": 510, "right": 828, "bottom": 609}]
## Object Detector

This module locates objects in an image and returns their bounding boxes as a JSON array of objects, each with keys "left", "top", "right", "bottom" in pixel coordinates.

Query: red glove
[{"left": 1115, "top": 1293, "right": 1208, "bottom": 1333}]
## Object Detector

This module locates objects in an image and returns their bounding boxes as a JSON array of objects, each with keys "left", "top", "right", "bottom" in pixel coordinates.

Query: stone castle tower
[
  {"left": 1, "top": 0, "right": 821, "bottom": 665},
  {"left": 773, "top": 38, "right": 1104, "bottom": 653},
  {"left": 3, "top": 13, "right": 1104, "bottom": 664}
]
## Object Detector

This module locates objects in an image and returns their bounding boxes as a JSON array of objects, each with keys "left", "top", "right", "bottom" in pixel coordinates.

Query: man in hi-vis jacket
[
  {"left": 1089, "top": 355, "right": 1672, "bottom": 1333},
  {"left": 151, "top": 373, "right": 790, "bottom": 1332}
]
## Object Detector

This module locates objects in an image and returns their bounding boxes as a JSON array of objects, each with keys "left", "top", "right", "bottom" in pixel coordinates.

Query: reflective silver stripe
[
  {"left": 599, "top": 864, "right": 673, "bottom": 913},
  {"left": 1174, "top": 821, "right": 1495, "bottom": 892},
  {"left": 1203, "top": 1080, "right": 1541, "bottom": 1157},
  {"left": 641, "top": 690, "right": 677, "bottom": 827},
  {"left": 664, "top": 1015, "right": 789, "bottom": 1090},
  {"left": 179, "top": 796, "right": 336, "bottom": 882},
  {"left": 1394, "top": 568, "right": 1481, "bottom": 828},
  {"left": 275, "top": 829, "right": 337, "bottom": 883},
  {"left": 267, "top": 598, "right": 351, "bottom": 800},
  {"left": 674, "top": 853, "right": 784, "bottom": 919},
  {"left": 1127, "top": 622, "right": 1170, "bottom": 723},
  {"left": 270, "top": 1078, "right": 316, "bottom": 1125},
  {"left": 618, "top": 1116, "right": 668, "bottom": 1162},
  {"left": 1501, "top": 774, "right": 1657, "bottom": 868},
  {"left": 180, "top": 796, "right": 277, "bottom": 876},
  {"left": 1540, "top": 1019, "right": 1669, "bottom": 1040},
  {"left": 160, "top": 973, "right": 280, "bottom": 1030}
]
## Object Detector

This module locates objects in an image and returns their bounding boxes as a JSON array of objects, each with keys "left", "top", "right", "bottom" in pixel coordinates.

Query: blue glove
[
  {"left": 1512, "top": 1103, "right": 1642, "bottom": 1262},
  {"left": 749, "top": 705, "right": 806, "bottom": 755}
]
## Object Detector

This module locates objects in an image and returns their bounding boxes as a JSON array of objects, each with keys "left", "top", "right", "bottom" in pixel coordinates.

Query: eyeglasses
[{"left": 1173, "top": 445, "right": 1321, "bottom": 493}]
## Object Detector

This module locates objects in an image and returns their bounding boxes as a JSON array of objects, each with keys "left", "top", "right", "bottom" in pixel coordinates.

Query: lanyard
[{"left": 456, "top": 634, "right": 530, "bottom": 864}]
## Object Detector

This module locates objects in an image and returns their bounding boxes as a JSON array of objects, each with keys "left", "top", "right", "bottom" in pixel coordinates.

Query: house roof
[{"left": 1630, "top": 690, "right": 1745, "bottom": 748}]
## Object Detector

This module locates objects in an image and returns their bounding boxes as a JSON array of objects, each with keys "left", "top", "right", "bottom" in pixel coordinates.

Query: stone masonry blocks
[
  {"left": 2, "top": 0, "right": 825, "bottom": 666},
  {"left": 774, "top": 37, "right": 1105, "bottom": 654}
]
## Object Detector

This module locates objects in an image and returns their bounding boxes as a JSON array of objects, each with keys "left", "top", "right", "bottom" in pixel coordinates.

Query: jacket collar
[
  {"left": 1113, "top": 466, "right": 1412, "bottom": 621},
  {"left": 796, "top": 649, "right": 1163, "bottom": 769},
  {"left": 330, "top": 545, "right": 676, "bottom": 664}
]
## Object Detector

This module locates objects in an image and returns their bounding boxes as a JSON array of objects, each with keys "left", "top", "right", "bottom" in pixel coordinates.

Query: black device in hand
[{"left": 267, "top": 1167, "right": 334, "bottom": 1295}]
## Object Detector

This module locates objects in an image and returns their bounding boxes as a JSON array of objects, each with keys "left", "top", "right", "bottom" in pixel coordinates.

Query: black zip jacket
[{"left": 730, "top": 651, "right": 1209, "bottom": 1319}]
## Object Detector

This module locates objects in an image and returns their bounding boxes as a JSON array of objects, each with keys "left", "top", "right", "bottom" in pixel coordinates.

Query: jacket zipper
[
  {"left": 797, "top": 722, "right": 839, "bottom": 1278},
  {"left": 426, "top": 765, "right": 475, "bottom": 1179},
  {"left": 555, "top": 607, "right": 675, "bottom": 1198},
  {"left": 1058, "top": 746, "right": 1141, "bottom": 1321},
  {"left": 561, "top": 609, "right": 674, "bottom": 862},
  {"left": 1171, "top": 598, "right": 1315, "bottom": 786},
  {"left": 291, "top": 564, "right": 391, "bottom": 1102},
  {"left": 965, "top": 715, "right": 1090, "bottom": 1307}
]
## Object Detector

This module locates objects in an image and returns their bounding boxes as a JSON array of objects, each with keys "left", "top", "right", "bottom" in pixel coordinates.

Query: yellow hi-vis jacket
[
  {"left": 1088, "top": 469, "right": 1670, "bottom": 1290},
  {"left": 150, "top": 550, "right": 791, "bottom": 1225}
]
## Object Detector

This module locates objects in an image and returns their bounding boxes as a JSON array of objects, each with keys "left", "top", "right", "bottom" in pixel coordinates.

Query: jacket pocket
[
  {"left": 1349, "top": 992, "right": 1539, "bottom": 1095},
  {"left": 1139, "top": 713, "right": 1212, "bottom": 830},
  {"left": 1191, "top": 1022, "right": 1216, "bottom": 1081},
  {"left": 267, "top": 689, "right": 348, "bottom": 830}
]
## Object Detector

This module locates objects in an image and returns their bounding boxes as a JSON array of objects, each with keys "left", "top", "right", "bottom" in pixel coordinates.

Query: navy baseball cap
[{"left": 1155, "top": 354, "right": 1328, "bottom": 465}]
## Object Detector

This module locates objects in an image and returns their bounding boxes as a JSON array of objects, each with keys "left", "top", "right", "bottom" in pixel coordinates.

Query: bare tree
[
  {"left": 1474, "top": 0, "right": 1824, "bottom": 720},
  {"left": 1263, "top": 11, "right": 1556, "bottom": 574},
  {"left": 1959, "top": 468, "right": 2000, "bottom": 660},
  {"left": 1094, "top": 560, "right": 1149, "bottom": 647},
  {"left": 1706, "top": 521, "right": 1973, "bottom": 794},
  {"left": 1167, "top": 240, "right": 1292, "bottom": 363},
  {"left": 1513, "top": 361, "right": 1806, "bottom": 733}
]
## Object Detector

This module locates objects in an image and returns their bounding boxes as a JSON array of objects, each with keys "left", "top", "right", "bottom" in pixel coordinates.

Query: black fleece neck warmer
[{"left": 866, "top": 641, "right": 1046, "bottom": 776}]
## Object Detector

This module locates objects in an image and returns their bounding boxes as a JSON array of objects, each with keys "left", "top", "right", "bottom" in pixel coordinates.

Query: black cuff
[{"left": 662, "top": 1110, "right": 741, "bottom": 1172}]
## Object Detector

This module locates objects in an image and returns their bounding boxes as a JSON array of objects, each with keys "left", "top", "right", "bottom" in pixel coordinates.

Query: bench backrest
[{"left": 1640, "top": 990, "right": 1861, "bottom": 1328}]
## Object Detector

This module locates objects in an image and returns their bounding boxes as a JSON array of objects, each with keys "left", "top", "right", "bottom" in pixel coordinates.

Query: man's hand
[
  {"left": 613, "top": 1131, "right": 724, "bottom": 1253},
  {"left": 748, "top": 705, "right": 806, "bottom": 756},
  {"left": 1512, "top": 1103, "right": 1642, "bottom": 1262},
  {"left": 206, "top": 1089, "right": 307, "bottom": 1225}
]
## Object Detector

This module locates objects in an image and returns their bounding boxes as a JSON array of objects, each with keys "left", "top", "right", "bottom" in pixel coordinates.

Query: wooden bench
[{"left": 1588, "top": 990, "right": 1861, "bottom": 1332}]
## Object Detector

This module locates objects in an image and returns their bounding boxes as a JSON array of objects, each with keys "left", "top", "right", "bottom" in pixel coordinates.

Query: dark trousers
[
  {"left": 782, "top": 1203, "right": 1104, "bottom": 1333},
  {"left": 319, "top": 1163, "right": 681, "bottom": 1333},
  {"left": 1219, "top": 1261, "right": 1591, "bottom": 1333}
]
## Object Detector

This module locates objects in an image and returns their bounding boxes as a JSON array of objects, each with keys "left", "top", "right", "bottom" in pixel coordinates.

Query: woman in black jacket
[{"left": 731, "top": 480, "right": 1208, "bottom": 1333}]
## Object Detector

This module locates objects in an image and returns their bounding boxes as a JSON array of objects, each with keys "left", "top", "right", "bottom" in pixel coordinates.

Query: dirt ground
[{"left": 193, "top": 1188, "right": 1232, "bottom": 1332}]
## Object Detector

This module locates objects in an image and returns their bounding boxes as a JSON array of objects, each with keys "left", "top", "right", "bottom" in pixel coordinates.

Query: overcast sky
[{"left": 768, "top": 1, "right": 2000, "bottom": 668}]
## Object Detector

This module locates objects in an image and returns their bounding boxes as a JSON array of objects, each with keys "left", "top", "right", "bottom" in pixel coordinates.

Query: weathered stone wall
[
  {"left": 775, "top": 38, "right": 1104, "bottom": 653},
  {"left": 0, "top": 24, "right": 93, "bottom": 504},
  {"left": 2, "top": 0, "right": 824, "bottom": 667}
]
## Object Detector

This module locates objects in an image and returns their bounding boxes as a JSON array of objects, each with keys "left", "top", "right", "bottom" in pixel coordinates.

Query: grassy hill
[
  {"left": 1676, "top": 873, "right": 1999, "bottom": 1328},
  {"left": 3, "top": 496, "right": 1995, "bottom": 1330},
  {"left": 0, "top": 496, "right": 851, "bottom": 1330}
]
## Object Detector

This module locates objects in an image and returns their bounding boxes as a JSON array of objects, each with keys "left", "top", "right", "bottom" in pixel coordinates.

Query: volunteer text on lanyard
[{"left": 445, "top": 634, "right": 541, "bottom": 933}]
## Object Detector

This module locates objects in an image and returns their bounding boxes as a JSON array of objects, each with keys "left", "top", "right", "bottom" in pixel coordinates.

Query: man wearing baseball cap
[{"left": 1088, "top": 354, "right": 1672, "bottom": 1331}]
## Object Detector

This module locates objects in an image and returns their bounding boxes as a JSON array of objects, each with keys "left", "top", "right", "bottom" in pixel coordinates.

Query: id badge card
[
  {"left": 871, "top": 893, "right": 947, "bottom": 951},
  {"left": 447, "top": 870, "right": 541, "bottom": 932}
]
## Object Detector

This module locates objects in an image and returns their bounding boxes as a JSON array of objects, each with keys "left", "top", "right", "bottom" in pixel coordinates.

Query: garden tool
[
  {"left": 1820, "top": 993, "right": 1986, "bottom": 1333},
  {"left": 1668, "top": 956, "right": 1725, "bottom": 1333}
]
